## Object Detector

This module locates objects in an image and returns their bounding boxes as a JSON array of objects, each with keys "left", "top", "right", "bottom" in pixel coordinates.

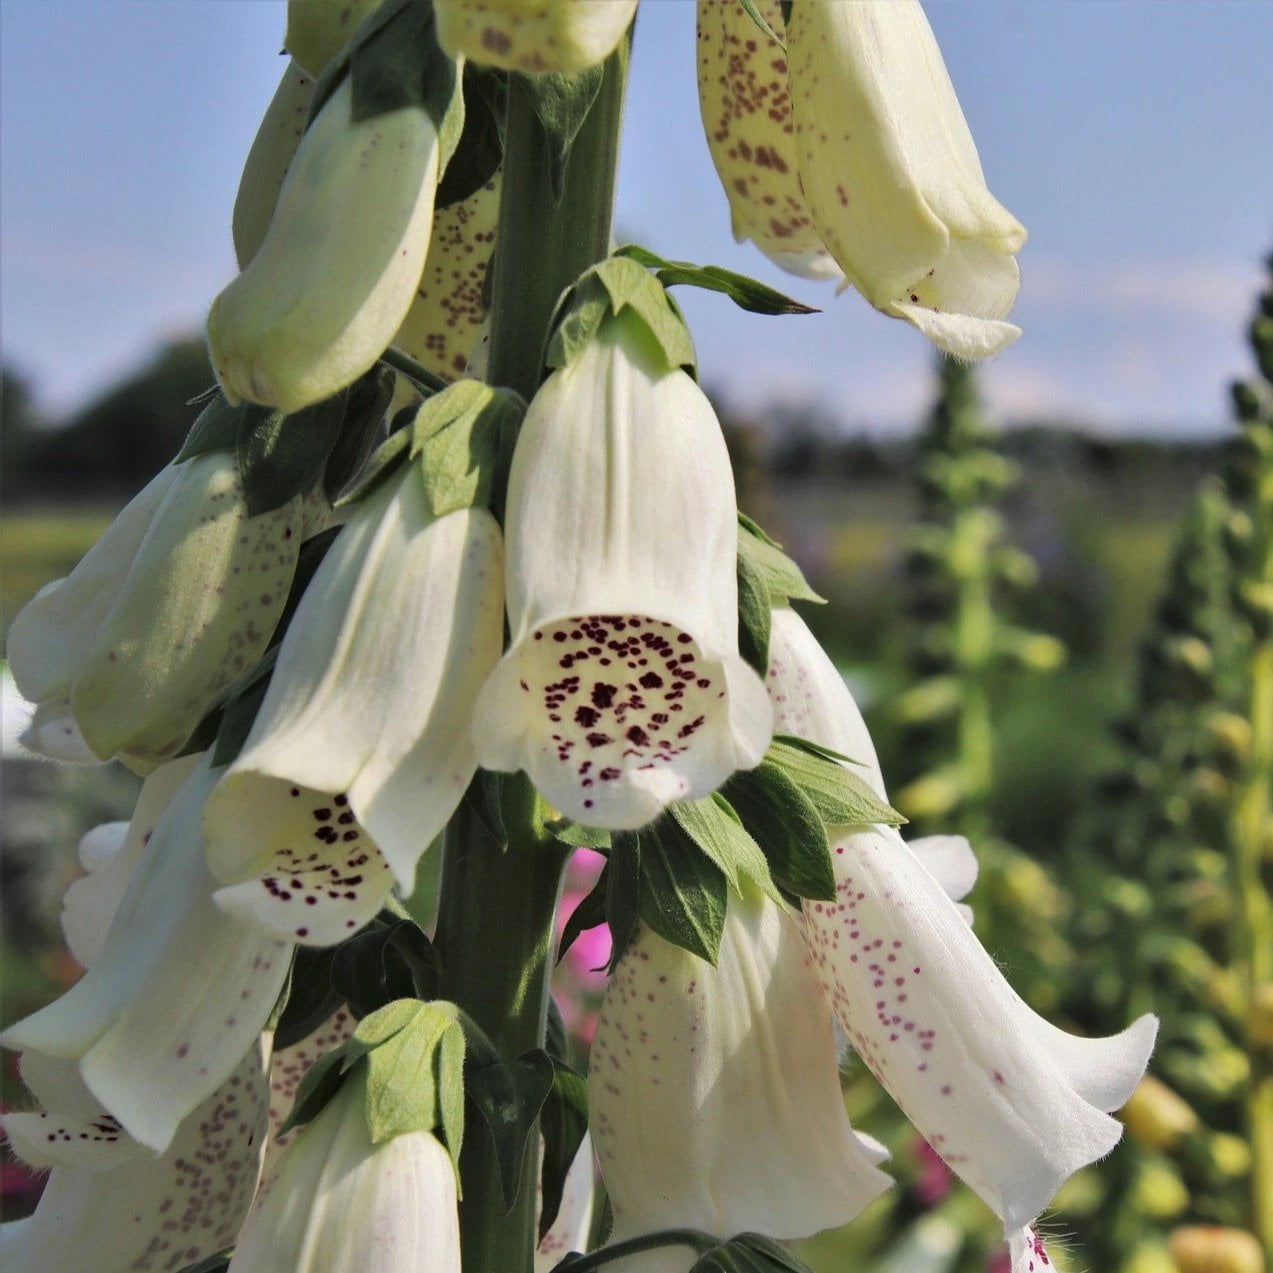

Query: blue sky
[{"left": 2, "top": 1, "right": 1271, "bottom": 435}]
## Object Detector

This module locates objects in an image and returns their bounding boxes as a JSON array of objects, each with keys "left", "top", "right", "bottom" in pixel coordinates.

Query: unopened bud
[
  {"left": 1169, "top": 1226, "right": 1266, "bottom": 1273},
  {"left": 1130, "top": 1157, "right": 1189, "bottom": 1219},
  {"left": 1126, "top": 1243, "right": 1179, "bottom": 1273},
  {"left": 896, "top": 768, "right": 965, "bottom": 821},
  {"left": 1207, "top": 1132, "right": 1252, "bottom": 1179},
  {"left": 892, "top": 675, "right": 960, "bottom": 724},
  {"left": 1121, "top": 1075, "right": 1198, "bottom": 1150}
]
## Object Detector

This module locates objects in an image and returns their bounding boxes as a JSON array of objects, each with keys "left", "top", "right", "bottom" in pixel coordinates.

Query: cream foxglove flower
[
  {"left": 590, "top": 887, "right": 891, "bottom": 1272},
  {"left": 1, "top": 1043, "right": 270, "bottom": 1273},
  {"left": 7, "top": 451, "right": 310, "bottom": 767},
  {"left": 473, "top": 308, "right": 772, "bottom": 828},
  {"left": 1, "top": 756, "right": 291, "bottom": 1152},
  {"left": 391, "top": 174, "right": 501, "bottom": 382},
  {"left": 284, "top": 0, "right": 385, "bottom": 79},
  {"left": 227, "top": 1072, "right": 461, "bottom": 1273},
  {"left": 208, "top": 76, "right": 441, "bottom": 412},
  {"left": 535, "top": 1132, "right": 597, "bottom": 1272},
  {"left": 205, "top": 465, "right": 504, "bottom": 945},
  {"left": 434, "top": 0, "right": 637, "bottom": 74},
  {"left": 787, "top": 0, "right": 1027, "bottom": 360},
  {"left": 695, "top": 0, "right": 838, "bottom": 280}
]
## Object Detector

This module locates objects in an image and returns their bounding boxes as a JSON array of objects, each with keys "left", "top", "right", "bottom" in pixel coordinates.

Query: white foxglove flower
[
  {"left": 695, "top": 0, "right": 838, "bottom": 280},
  {"left": 473, "top": 309, "right": 772, "bottom": 828},
  {"left": 208, "top": 76, "right": 441, "bottom": 412},
  {"left": 1008, "top": 1227, "right": 1055, "bottom": 1273},
  {"left": 535, "top": 1133, "right": 597, "bottom": 1272},
  {"left": 1, "top": 756, "right": 291, "bottom": 1152},
  {"left": 7, "top": 452, "right": 310, "bottom": 767},
  {"left": 391, "top": 174, "right": 500, "bottom": 382},
  {"left": 435, "top": 0, "right": 637, "bottom": 74},
  {"left": 228, "top": 1073, "right": 461, "bottom": 1273},
  {"left": 205, "top": 466, "right": 504, "bottom": 945},
  {"left": 787, "top": 0, "right": 1026, "bottom": 360},
  {"left": 1, "top": 1043, "right": 270, "bottom": 1273},
  {"left": 803, "top": 824, "right": 1156, "bottom": 1233},
  {"left": 590, "top": 887, "right": 891, "bottom": 1271}
]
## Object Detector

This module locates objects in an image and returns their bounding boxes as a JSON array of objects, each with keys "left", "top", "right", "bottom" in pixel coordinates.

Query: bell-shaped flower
[
  {"left": 786, "top": 0, "right": 1027, "bottom": 360},
  {"left": 208, "top": 75, "right": 441, "bottom": 413},
  {"left": 7, "top": 451, "right": 311, "bottom": 767},
  {"left": 227, "top": 1070, "right": 461, "bottom": 1273},
  {"left": 1, "top": 1042, "right": 270, "bottom": 1273},
  {"left": 205, "top": 464, "right": 505, "bottom": 945},
  {"left": 435, "top": 0, "right": 637, "bottom": 74},
  {"left": 391, "top": 174, "right": 501, "bottom": 382},
  {"left": 535, "top": 1132, "right": 597, "bottom": 1272},
  {"left": 473, "top": 308, "right": 772, "bottom": 828},
  {"left": 803, "top": 824, "right": 1156, "bottom": 1235},
  {"left": 695, "top": 0, "right": 838, "bottom": 280},
  {"left": 1, "top": 755, "right": 292, "bottom": 1152},
  {"left": 590, "top": 886, "right": 891, "bottom": 1271}
]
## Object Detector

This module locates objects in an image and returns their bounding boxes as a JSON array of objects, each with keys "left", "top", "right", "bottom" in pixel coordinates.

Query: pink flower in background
[
  {"left": 914, "top": 1136, "right": 955, "bottom": 1207},
  {"left": 555, "top": 850, "right": 611, "bottom": 1046}
]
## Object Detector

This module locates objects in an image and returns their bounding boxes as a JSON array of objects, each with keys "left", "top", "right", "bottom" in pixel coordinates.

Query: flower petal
[
  {"left": 1008, "top": 1227, "right": 1055, "bottom": 1273},
  {"left": 18, "top": 698, "right": 99, "bottom": 764},
  {"left": 907, "top": 834, "right": 978, "bottom": 904},
  {"left": 592, "top": 889, "right": 891, "bottom": 1249},
  {"left": 803, "top": 826, "right": 1155, "bottom": 1230},
  {"left": 535, "top": 1133, "right": 596, "bottom": 1272}
]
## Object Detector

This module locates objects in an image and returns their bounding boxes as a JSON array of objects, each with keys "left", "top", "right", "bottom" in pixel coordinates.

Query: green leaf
[
  {"left": 544, "top": 273, "right": 614, "bottom": 372},
  {"left": 616, "top": 244, "right": 816, "bottom": 317},
  {"left": 767, "top": 736, "right": 906, "bottom": 827},
  {"left": 408, "top": 379, "right": 524, "bottom": 516},
  {"left": 634, "top": 825, "right": 729, "bottom": 963},
  {"left": 520, "top": 65, "right": 605, "bottom": 199},
  {"left": 436, "top": 65, "right": 505, "bottom": 209},
  {"left": 324, "top": 367, "right": 395, "bottom": 502},
  {"left": 280, "top": 1046, "right": 347, "bottom": 1136},
  {"left": 736, "top": 543, "right": 772, "bottom": 675},
  {"left": 176, "top": 1250, "right": 232, "bottom": 1273},
  {"left": 331, "top": 920, "right": 434, "bottom": 1018},
  {"left": 722, "top": 763, "right": 835, "bottom": 902},
  {"left": 595, "top": 257, "right": 697, "bottom": 372},
  {"left": 606, "top": 836, "right": 642, "bottom": 971},
  {"left": 334, "top": 422, "right": 412, "bottom": 507},
  {"left": 465, "top": 1049, "right": 556, "bottom": 1212},
  {"left": 558, "top": 867, "right": 609, "bottom": 966},
  {"left": 236, "top": 390, "right": 349, "bottom": 517},
  {"left": 669, "top": 796, "right": 781, "bottom": 903},
  {"left": 274, "top": 945, "right": 344, "bottom": 1050},
  {"left": 176, "top": 392, "right": 243, "bottom": 462},
  {"left": 546, "top": 817, "right": 612, "bottom": 850},
  {"left": 538, "top": 1060, "right": 588, "bottom": 1241},
  {"left": 737, "top": 519, "right": 824, "bottom": 606}
]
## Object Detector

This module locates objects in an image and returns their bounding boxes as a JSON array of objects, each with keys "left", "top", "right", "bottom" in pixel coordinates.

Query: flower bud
[
  {"left": 1121, "top": 1075, "right": 1199, "bottom": 1150},
  {"left": 786, "top": 0, "right": 1026, "bottom": 359},
  {"left": 435, "top": 0, "right": 637, "bottom": 74},
  {"left": 1169, "top": 1226, "right": 1266, "bottom": 1273},
  {"left": 208, "top": 77, "right": 440, "bottom": 413}
]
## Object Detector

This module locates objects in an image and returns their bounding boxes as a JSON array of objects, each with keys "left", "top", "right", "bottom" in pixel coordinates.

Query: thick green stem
[{"left": 435, "top": 40, "right": 630, "bottom": 1273}]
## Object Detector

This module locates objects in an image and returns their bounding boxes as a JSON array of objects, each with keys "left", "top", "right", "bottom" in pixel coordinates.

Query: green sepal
[
  {"left": 769, "top": 735, "right": 906, "bottom": 827},
  {"left": 538, "top": 1059, "right": 588, "bottom": 1241},
  {"left": 348, "top": 999, "right": 467, "bottom": 1168},
  {"left": 545, "top": 257, "right": 696, "bottom": 376},
  {"left": 337, "top": 424, "right": 413, "bottom": 508},
  {"left": 722, "top": 762, "right": 836, "bottom": 902},
  {"left": 331, "top": 917, "right": 441, "bottom": 1018},
  {"left": 779, "top": 1, "right": 794, "bottom": 28},
  {"left": 406, "top": 378, "right": 524, "bottom": 516},
  {"left": 739, "top": 0, "right": 784, "bottom": 47},
  {"left": 176, "top": 391, "right": 243, "bottom": 463},
  {"left": 616, "top": 244, "right": 816, "bottom": 317},
  {"left": 518, "top": 65, "right": 605, "bottom": 200},
  {"left": 236, "top": 390, "right": 349, "bottom": 517},
  {"left": 280, "top": 1045, "right": 348, "bottom": 1137},
  {"left": 324, "top": 367, "right": 396, "bottom": 503},
  {"left": 627, "top": 824, "right": 729, "bottom": 964},
  {"left": 690, "top": 1233, "right": 817, "bottom": 1273},
  {"left": 605, "top": 834, "right": 642, "bottom": 970},
  {"left": 557, "top": 867, "right": 609, "bottom": 966},
  {"left": 464, "top": 1047, "right": 555, "bottom": 1213},
  {"left": 175, "top": 1250, "right": 232, "bottom": 1273},
  {"left": 738, "top": 515, "right": 824, "bottom": 606},
  {"left": 736, "top": 544, "right": 772, "bottom": 675},
  {"left": 669, "top": 796, "right": 782, "bottom": 905},
  {"left": 436, "top": 65, "right": 506, "bottom": 209},
  {"left": 273, "top": 945, "right": 345, "bottom": 1050},
  {"left": 546, "top": 817, "right": 613, "bottom": 850},
  {"left": 464, "top": 770, "right": 510, "bottom": 850}
]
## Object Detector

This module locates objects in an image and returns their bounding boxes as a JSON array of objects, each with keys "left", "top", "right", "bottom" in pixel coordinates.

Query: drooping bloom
[
  {"left": 473, "top": 307, "right": 772, "bottom": 828},
  {"left": 535, "top": 1132, "right": 597, "bottom": 1272},
  {"left": 1, "top": 755, "right": 291, "bottom": 1152},
  {"left": 205, "top": 464, "right": 504, "bottom": 945},
  {"left": 1, "top": 1044, "right": 270, "bottom": 1273},
  {"left": 208, "top": 75, "right": 441, "bottom": 412},
  {"left": 434, "top": 0, "right": 637, "bottom": 74},
  {"left": 227, "top": 1072, "right": 461, "bottom": 1273},
  {"left": 7, "top": 451, "right": 311, "bottom": 767},
  {"left": 590, "top": 886, "right": 891, "bottom": 1272},
  {"left": 695, "top": 0, "right": 839, "bottom": 280},
  {"left": 391, "top": 175, "right": 501, "bottom": 382},
  {"left": 787, "top": 0, "right": 1027, "bottom": 359}
]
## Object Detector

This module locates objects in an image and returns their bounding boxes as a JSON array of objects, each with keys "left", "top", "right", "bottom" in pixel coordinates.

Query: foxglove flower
[
  {"left": 473, "top": 308, "right": 772, "bottom": 828},
  {"left": 435, "top": 0, "right": 637, "bottom": 74},
  {"left": 227, "top": 1073, "right": 461, "bottom": 1273},
  {"left": 696, "top": 0, "right": 838, "bottom": 280},
  {"left": 2, "top": 756, "right": 291, "bottom": 1152},
  {"left": 284, "top": 0, "right": 385, "bottom": 78},
  {"left": 7, "top": 451, "right": 311, "bottom": 767},
  {"left": 535, "top": 1132, "right": 597, "bottom": 1272},
  {"left": 787, "top": 0, "right": 1027, "bottom": 359},
  {"left": 590, "top": 887, "right": 891, "bottom": 1271},
  {"left": 208, "top": 76, "right": 441, "bottom": 412},
  {"left": 205, "top": 465, "right": 504, "bottom": 945},
  {"left": 2, "top": 1044, "right": 270, "bottom": 1273}
]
